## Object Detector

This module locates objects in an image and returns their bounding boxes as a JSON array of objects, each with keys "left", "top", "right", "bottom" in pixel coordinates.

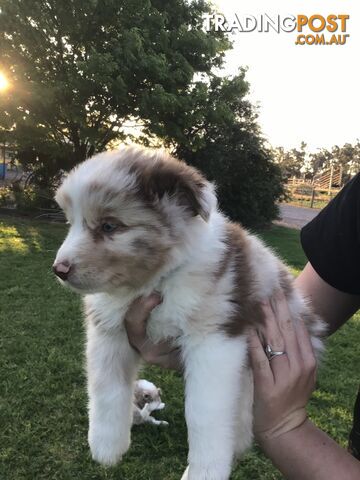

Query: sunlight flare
[{"left": 0, "top": 72, "right": 9, "bottom": 91}]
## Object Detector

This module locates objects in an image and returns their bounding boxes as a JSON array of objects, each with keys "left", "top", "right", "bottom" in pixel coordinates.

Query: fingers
[
  {"left": 159, "top": 346, "right": 183, "bottom": 371},
  {"left": 272, "top": 290, "right": 317, "bottom": 387},
  {"left": 251, "top": 291, "right": 317, "bottom": 441},
  {"left": 248, "top": 327, "right": 274, "bottom": 387},
  {"left": 125, "top": 293, "right": 162, "bottom": 352},
  {"left": 261, "top": 297, "right": 286, "bottom": 352},
  {"left": 260, "top": 297, "right": 289, "bottom": 382},
  {"left": 296, "top": 318, "right": 317, "bottom": 386},
  {"left": 263, "top": 290, "right": 316, "bottom": 389},
  {"left": 124, "top": 294, "right": 182, "bottom": 371},
  {"left": 271, "top": 291, "right": 302, "bottom": 370}
]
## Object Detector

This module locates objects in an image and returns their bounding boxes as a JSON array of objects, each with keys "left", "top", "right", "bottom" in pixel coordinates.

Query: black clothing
[
  {"left": 301, "top": 173, "right": 360, "bottom": 295},
  {"left": 300, "top": 173, "right": 360, "bottom": 460}
]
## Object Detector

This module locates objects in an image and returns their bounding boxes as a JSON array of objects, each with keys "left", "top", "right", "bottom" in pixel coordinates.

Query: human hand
[
  {"left": 125, "top": 293, "right": 182, "bottom": 371},
  {"left": 248, "top": 290, "right": 317, "bottom": 445}
]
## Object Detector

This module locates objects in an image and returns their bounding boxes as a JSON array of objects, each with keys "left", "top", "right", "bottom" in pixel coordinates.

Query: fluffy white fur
[{"left": 53, "top": 145, "right": 324, "bottom": 480}]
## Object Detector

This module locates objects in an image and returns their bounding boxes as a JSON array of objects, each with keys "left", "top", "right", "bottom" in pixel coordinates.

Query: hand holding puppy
[
  {"left": 248, "top": 291, "right": 317, "bottom": 444},
  {"left": 126, "top": 291, "right": 318, "bottom": 444},
  {"left": 125, "top": 293, "right": 183, "bottom": 371}
]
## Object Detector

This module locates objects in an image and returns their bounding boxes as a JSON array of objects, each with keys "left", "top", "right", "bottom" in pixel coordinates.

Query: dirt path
[{"left": 275, "top": 204, "right": 321, "bottom": 229}]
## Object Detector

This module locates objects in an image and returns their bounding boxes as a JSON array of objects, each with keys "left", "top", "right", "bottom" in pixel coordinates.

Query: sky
[{"left": 212, "top": 0, "right": 360, "bottom": 151}]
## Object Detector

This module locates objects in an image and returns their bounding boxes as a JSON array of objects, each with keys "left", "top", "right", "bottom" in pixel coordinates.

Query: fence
[{"left": 286, "top": 166, "right": 343, "bottom": 208}]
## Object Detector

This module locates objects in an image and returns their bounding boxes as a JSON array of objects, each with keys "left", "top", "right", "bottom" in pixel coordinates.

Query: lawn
[{"left": 1, "top": 217, "right": 359, "bottom": 480}]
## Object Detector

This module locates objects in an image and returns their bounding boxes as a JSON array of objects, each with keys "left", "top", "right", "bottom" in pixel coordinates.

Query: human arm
[
  {"left": 260, "top": 419, "right": 360, "bottom": 480},
  {"left": 295, "top": 262, "right": 360, "bottom": 335},
  {"left": 248, "top": 292, "right": 360, "bottom": 480}
]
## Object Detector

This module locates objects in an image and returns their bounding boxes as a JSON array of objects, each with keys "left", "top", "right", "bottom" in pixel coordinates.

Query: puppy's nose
[{"left": 53, "top": 261, "right": 72, "bottom": 281}]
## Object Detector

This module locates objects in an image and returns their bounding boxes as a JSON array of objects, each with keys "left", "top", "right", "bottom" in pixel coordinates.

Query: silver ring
[{"left": 265, "top": 344, "right": 286, "bottom": 361}]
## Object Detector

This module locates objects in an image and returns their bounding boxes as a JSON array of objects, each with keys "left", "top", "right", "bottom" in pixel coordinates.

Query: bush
[
  {"left": 0, "top": 186, "right": 15, "bottom": 207},
  {"left": 178, "top": 129, "right": 285, "bottom": 228},
  {"left": 10, "top": 182, "right": 57, "bottom": 213}
]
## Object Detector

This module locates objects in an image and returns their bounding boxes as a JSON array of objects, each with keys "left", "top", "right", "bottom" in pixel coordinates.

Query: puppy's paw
[
  {"left": 88, "top": 426, "right": 130, "bottom": 466},
  {"left": 185, "top": 463, "right": 231, "bottom": 480},
  {"left": 180, "top": 466, "right": 189, "bottom": 480}
]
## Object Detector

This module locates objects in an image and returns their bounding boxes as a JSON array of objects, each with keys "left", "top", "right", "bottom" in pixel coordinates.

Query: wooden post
[
  {"left": 328, "top": 165, "right": 334, "bottom": 196},
  {"left": 310, "top": 187, "right": 315, "bottom": 208}
]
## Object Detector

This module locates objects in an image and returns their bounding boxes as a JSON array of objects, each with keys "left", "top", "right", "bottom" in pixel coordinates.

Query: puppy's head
[
  {"left": 53, "top": 146, "right": 216, "bottom": 293},
  {"left": 134, "top": 379, "right": 163, "bottom": 410}
]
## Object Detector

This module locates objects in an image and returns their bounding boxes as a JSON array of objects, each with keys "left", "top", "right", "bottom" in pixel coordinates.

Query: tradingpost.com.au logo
[{"left": 202, "top": 13, "right": 350, "bottom": 46}]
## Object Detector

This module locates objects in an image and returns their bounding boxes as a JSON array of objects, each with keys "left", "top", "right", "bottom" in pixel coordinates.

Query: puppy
[
  {"left": 133, "top": 379, "right": 168, "bottom": 426},
  {"left": 53, "top": 145, "right": 325, "bottom": 480}
]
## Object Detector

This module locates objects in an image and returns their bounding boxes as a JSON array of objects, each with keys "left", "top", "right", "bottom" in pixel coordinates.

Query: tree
[
  {"left": 309, "top": 148, "right": 333, "bottom": 176},
  {"left": 0, "top": 0, "right": 285, "bottom": 226},
  {"left": 273, "top": 142, "right": 308, "bottom": 179},
  {"left": 0, "top": 0, "right": 229, "bottom": 181},
  {"left": 345, "top": 141, "right": 360, "bottom": 175},
  {"left": 175, "top": 73, "right": 285, "bottom": 227}
]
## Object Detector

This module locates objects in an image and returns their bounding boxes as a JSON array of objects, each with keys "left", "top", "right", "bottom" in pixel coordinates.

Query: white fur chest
[
  {"left": 146, "top": 269, "right": 210, "bottom": 343},
  {"left": 85, "top": 269, "right": 208, "bottom": 343}
]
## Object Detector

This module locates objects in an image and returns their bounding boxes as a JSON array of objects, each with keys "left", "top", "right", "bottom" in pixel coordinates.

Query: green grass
[{"left": 0, "top": 218, "right": 359, "bottom": 480}]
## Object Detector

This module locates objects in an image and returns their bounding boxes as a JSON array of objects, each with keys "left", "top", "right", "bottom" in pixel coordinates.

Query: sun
[{"left": 0, "top": 72, "right": 9, "bottom": 91}]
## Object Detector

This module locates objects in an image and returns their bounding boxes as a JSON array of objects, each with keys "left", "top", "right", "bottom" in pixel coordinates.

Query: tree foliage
[
  {"left": 176, "top": 73, "right": 285, "bottom": 227},
  {"left": 0, "top": 0, "right": 285, "bottom": 226},
  {"left": 310, "top": 142, "right": 360, "bottom": 178},
  {"left": 273, "top": 142, "right": 308, "bottom": 179},
  {"left": 274, "top": 141, "right": 360, "bottom": 182},
  {"left": 0, "top": 0, "right": 229, "bottom": 169}
]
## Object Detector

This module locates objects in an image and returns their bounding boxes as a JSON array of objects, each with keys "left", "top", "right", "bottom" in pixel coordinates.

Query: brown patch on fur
[
  {"left": 105, "top": 241, "right": 171, "bottom": 290},
  {"left": 128, "top": 151, "right": 210, "bottom": 221},
  {"left": 279, "top": 266, "right": 294, "bottom": 299},
  {"left": 134, "top": 389, "right": 147, "bottom": 409},
  {"left": 218, "top": 223, "right": 266, "bottom": 337},
  {"left": 213, "top": 240, "right": 234, "bottom": 282},
  {"left": 131, "top": 238, "right": 157, "bottom": 257},
  {"left": 134, "top": 385, "right": 159, "bottom": 409}
]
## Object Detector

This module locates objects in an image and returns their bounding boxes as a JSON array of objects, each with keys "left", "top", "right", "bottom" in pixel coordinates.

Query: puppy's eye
[
  {"left": 143, "top": 393, "right": 152, "bottom": 401},
  {"left": 101, "top": 222, "right": 118, "bottom": 233}
]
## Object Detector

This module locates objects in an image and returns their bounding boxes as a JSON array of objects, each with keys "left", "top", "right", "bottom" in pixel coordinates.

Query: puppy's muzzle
[{"left": 53, "top": 260, "right": 72, "bottom": 281}]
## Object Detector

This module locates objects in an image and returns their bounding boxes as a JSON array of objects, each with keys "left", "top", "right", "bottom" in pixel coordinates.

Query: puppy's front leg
[
  {"left": 182, "top": 334, "right": 248, "bottom": 480},
  {"left": 141, "top": 404, "right": 169, "bottom": 426},
  {"left": 86, "top": 320, "right": 139, "bottom": 466}
]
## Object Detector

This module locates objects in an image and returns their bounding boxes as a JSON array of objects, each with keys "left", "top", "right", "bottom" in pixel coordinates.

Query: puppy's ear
[
  {"left": 157, "top": 388, "right": 162, "bottom": 396},
  {"left": 139, "top": 160, "right": 213, "bottom": 221}
]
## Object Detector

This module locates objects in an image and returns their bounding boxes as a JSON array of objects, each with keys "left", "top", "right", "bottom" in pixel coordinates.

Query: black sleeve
[{"left": 300, "top": 173, "right": 360, "bottom": 295}]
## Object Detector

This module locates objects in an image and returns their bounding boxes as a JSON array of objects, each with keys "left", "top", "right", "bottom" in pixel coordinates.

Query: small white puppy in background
[
  {"left": 53, "top": 145, "right": 325, "bottom": 480},
  {"left": 133, "top": 379, "right": 168, "bottom": 426}
]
